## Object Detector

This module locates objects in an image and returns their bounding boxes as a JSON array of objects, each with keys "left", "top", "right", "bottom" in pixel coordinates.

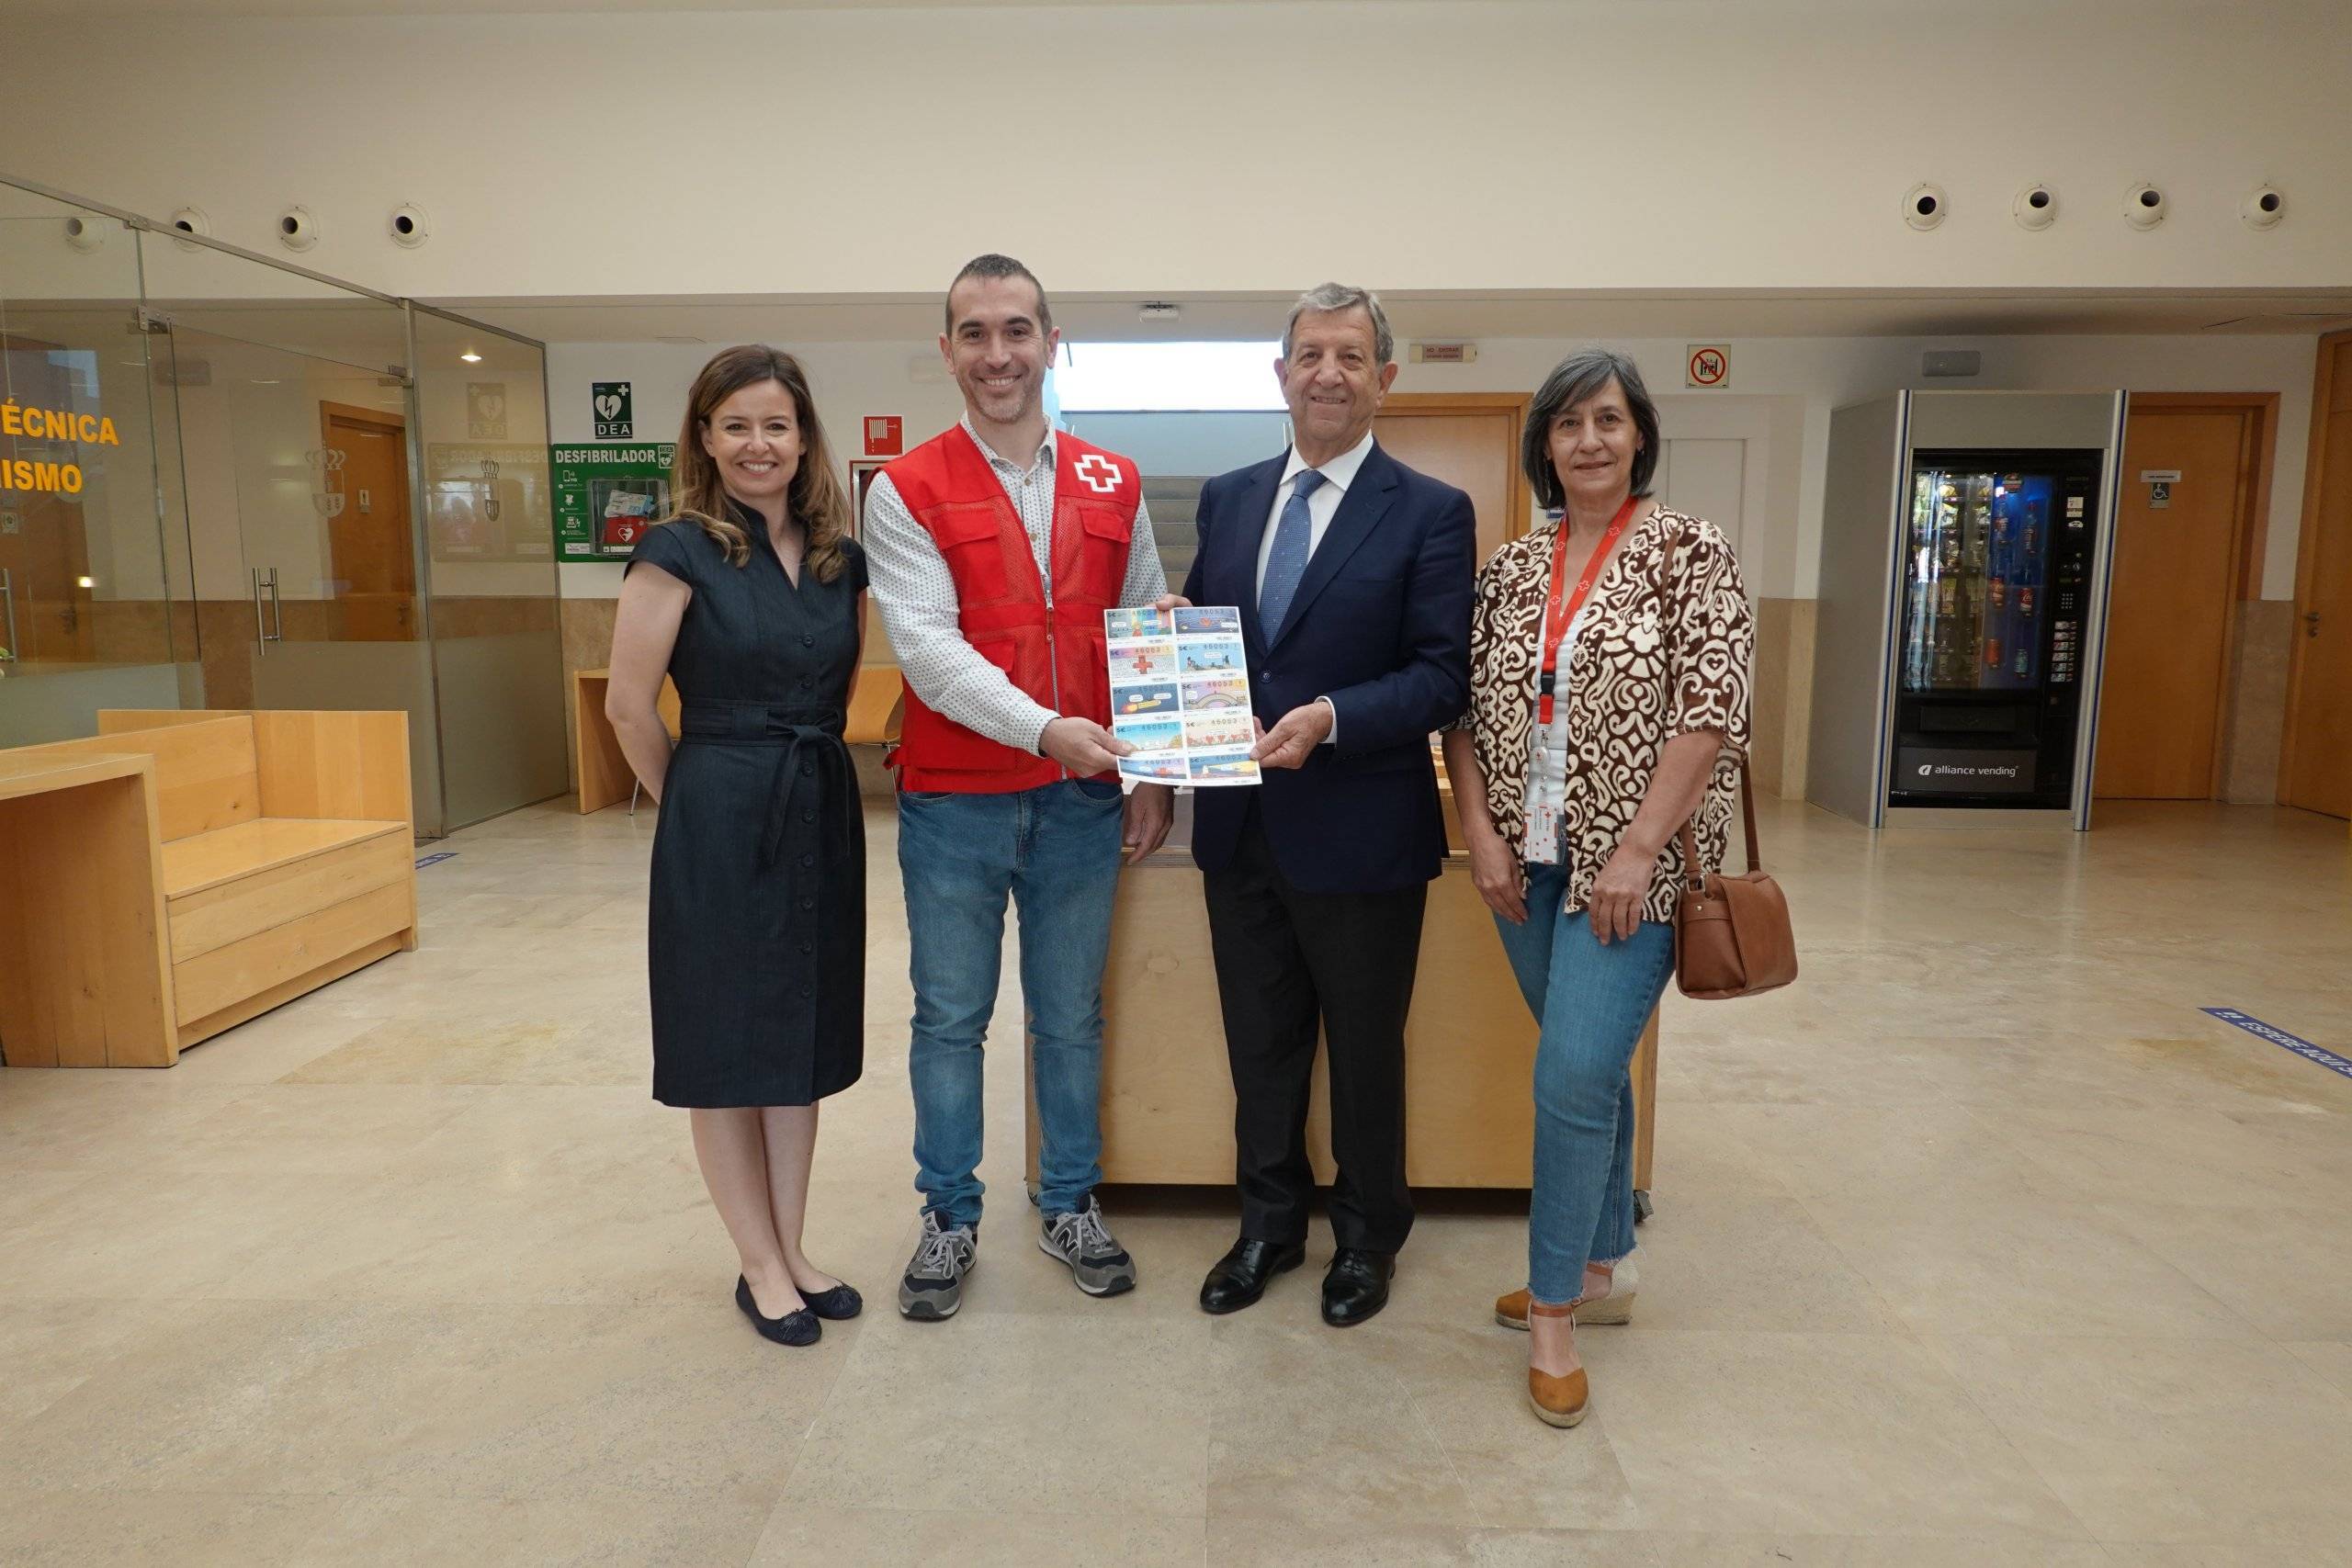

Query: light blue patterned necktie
[{"left": 1258, "top": 467, "right": 1326, "bottom": 638}]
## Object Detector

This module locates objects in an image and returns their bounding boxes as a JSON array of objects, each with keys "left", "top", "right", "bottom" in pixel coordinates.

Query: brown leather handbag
[
  {"left": 1673, "top": 764, "right": 1798, "bottom": 999},
  {"left": 1653, "top": 516, "right": 1798, "bottom": 999}
]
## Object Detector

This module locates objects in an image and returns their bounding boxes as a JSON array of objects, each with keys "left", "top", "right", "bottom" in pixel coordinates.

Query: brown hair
[
  {"left": 945, "top": 253, "right": 1052, "bottom": 334},
  {"left": 663, "top": 344, "right": 853, "bottom": 582}
]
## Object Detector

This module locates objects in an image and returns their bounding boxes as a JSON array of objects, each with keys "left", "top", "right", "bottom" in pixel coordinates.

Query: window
[{"left": 1053, "top": 341, "right": 1283, "bottom": 413}]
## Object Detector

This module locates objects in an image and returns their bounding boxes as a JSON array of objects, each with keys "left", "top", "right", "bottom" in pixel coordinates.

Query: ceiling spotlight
[
  {"left": 2123, "top": 182, "right": 2167, "bottom": 231},
  {"left": 2243, "top": 185, "right": 2286, "bottom": 231},
  {"left": 1904, "top": 184, "right": 1948, "bottom": 231},
  {"left": 167, "top": 206, "right": 211, "bottom": 252},
  {"left": 2013, "top": 184, "right": 2057, "bottom": 231},
  {"left": 459, "top": 350, "right": 483, "bottom": 363},
  {"left": 277, "top": 205, "right": 320, "bottom": 253}
]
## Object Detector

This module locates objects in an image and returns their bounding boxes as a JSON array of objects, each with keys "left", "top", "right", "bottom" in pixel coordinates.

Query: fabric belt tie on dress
[{"left": 678, "top": 700, "right": 854, "bottom": 871}]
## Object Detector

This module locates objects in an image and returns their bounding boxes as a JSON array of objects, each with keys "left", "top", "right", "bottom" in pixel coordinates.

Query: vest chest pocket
[
  {"left": 925, "top": 502, "right": 1014, "bottom": 601},
  {"left": 1068, "top": 503, "right": 1134, "bottom": 604}
]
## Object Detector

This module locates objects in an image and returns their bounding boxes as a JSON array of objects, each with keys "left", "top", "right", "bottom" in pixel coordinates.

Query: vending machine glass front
[{"left": 1890, "top": 452, "right": 2098, "bottom": 809}]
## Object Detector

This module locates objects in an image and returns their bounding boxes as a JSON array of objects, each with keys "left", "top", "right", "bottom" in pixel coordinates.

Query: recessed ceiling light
[{"left": 459, "top": 350, "right": 482, "bottom": 363}]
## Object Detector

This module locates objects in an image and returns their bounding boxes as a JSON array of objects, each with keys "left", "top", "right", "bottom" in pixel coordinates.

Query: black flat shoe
[
  {"left": 801, "top": 1281, "right": 863, "bottom": 1321},
  {"left": 1320, "top": 1248, "right": 1395, "bottom": 1327},
  {"left": 735, "top": 1276, "right": 820, "bottom": 1347},
  {"left": 1199, "top": 1236, "right": 1306, "bottom": 1314}
]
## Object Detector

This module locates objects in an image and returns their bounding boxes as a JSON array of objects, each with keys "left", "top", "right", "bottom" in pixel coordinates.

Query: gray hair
[
  {"left": 1282, "top": 282, "right": 1393, "bottom": 367},
  {"left": 1521, "top": 347, "right": 1662, "bottom": 511}
]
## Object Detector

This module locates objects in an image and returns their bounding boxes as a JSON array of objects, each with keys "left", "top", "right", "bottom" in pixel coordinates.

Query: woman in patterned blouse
[{"left": 1439, "top": 347, "right": 1754, "bottom": 1428}]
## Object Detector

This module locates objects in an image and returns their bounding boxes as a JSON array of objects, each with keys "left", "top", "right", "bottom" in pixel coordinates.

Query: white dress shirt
[
  {"left": 1254, "top": 427, "right": 1377, "bottom": 596},
  {"left": 1252, "top": 428, "right": 1375, "bottom": 742}
]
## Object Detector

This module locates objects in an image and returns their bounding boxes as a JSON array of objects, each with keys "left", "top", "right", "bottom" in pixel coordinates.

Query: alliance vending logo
[
  {"left": 1898, "top": 747, "right": 2037, "bottom": 794},
  {"left": 1916, "top": 761, "right": 2020, "bottom": 781},
  {"left": 592, "top": 382, "right": 633, "bottom": 439}
]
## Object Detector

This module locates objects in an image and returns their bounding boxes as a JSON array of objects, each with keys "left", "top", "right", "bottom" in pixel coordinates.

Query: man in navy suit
[{"left": 1168, "top": 283, "right": 1474, "bottom": 1326}]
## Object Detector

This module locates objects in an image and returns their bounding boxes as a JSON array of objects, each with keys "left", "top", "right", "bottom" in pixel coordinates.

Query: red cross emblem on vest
[{"left": 1073, "top": 453, "right": 1122, "bottom": 494}]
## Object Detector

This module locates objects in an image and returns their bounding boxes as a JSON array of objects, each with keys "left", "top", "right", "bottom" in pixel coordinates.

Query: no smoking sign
[{"left": 1686, "top": 344, "right": 1730, "bottom": 389}]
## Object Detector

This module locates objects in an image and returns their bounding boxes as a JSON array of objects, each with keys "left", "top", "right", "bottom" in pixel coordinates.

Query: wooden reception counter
[{"left": 1030, "top": 785, "right": 1658, "bottom": 1197}]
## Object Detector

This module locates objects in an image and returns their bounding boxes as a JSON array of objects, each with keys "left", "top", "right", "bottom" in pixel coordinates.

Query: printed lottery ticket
[{"left": 1104, "top": 605, "right": 1261, "bottom": 788}]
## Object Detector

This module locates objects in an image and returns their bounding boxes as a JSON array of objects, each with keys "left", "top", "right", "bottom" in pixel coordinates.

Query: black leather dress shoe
[
  {"left": 1320, "top": 1248, "right": 1395, "bottom": 1327},
  {"left": 1199, "top": 1236, "right": 1306, "bottom": 1314}
]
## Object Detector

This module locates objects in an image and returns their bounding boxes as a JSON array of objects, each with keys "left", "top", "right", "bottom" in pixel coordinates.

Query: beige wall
[
  {"left": 541, "top": 328, "right": 2317, "bottom": 798},
  {"left": 6, "top": 3, "right": 2349, "bottom": 300}
]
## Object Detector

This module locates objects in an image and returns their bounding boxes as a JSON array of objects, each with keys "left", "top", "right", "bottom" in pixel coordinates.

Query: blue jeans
[
  {"left": 897, "top": 778, "right": 1125, "bottom": 1227},
  {"left": 1490, "top": 862, "right": 1676, "bottom": 1304}
]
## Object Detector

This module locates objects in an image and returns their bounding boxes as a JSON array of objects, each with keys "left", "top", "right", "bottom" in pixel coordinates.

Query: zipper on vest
[{"left": 1041, "top": 566, "right": 1068, "bottom": 780}]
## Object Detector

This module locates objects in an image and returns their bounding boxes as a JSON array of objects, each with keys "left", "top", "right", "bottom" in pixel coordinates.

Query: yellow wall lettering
[{"left": 0, "top": 457, "right": 86, "bottom": 494}]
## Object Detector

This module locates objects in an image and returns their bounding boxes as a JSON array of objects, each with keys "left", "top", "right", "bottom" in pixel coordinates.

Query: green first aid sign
[
  {"left": 592, "top": 381, "right": 633, "bottom": 439},
  {"left": 551, "top": 442, "right": 674, "bottom": 559}
]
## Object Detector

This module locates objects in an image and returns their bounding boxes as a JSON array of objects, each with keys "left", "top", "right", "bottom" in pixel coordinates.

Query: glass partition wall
[
  {"left": 0, "top": 187, "right": 187, "bottom": 735},
  {"left": 0, "top": 177, "right": 565, "bottom": 835}
]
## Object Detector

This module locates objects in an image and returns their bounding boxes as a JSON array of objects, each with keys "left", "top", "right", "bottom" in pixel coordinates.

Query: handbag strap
[{"left": 1650, "top": 511, "right": 1764, "bottom": 886}]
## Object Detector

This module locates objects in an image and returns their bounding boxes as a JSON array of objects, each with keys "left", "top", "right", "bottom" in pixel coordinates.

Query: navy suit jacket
[{"left": 1181, "top": 441, "right": 1475, "bottom": 895}]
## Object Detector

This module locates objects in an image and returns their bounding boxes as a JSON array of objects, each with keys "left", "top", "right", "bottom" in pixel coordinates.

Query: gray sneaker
[
  {"left": 899, "top": 1211, "right": 978, "bottom": 1321},
  {"left": 1039, "top": 1195, "right": 1137, "bottom": 1297}
]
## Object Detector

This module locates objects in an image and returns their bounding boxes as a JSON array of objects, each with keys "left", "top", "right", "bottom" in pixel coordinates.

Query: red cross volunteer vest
[{"left": 886, "top": 423, "right": 1141, "bottom": 793}]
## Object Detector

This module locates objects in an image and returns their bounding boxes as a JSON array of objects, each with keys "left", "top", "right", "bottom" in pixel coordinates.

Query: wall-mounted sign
[
  {"left": 467, "top": 382, "right": 508, "bottom": 440},
  {"left": 1685, "top": 344, "right": 1730, "bottom": 389},
  {"left": 592, "top": 381, "right": 634, "bottom": 439},
  {"left": 863, "top": 415, "right": 903, "bottom": 457},
  {"left": 1408, "top": 342, "right": 1478, "bottom": 364},
  {"left": 552, "top": 442, "right": 674, "bottom": 559},
  {"left": 2140, "top": 468, "right": 2180, "bottom": 511}
]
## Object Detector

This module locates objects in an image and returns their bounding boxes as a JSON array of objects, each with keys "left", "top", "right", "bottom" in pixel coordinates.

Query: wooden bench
[{"left": 0, "top": 709, "right": 416, "bottom": 1066}]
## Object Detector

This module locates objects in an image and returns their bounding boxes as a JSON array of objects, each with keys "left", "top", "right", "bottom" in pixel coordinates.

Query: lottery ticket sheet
[{"left": 1103, "top": 605, "right": 1261, "bottom": 788}]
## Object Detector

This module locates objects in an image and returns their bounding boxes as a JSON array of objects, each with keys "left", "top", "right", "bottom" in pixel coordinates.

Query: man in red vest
[{"left": 865, "top": 254, "right": 1172, "bottom": 1322}]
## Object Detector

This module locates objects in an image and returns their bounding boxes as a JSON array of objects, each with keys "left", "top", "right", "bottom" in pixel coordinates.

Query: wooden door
[
  {"left": 319, "top": 401, "right": 415, "bottom": 641},
  {"left": 2095, "top": 404, "right": 2263, "bottom": 799},
  {"left": 1373, "top": 392, "right": 1531, "bottom": 565},
  {"left": 2283, "top": 332, "right": 2352, "bottom": 818}
]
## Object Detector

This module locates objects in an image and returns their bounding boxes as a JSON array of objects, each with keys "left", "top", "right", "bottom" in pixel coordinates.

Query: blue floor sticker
[
  {"left": 414, "top": 851, "right": 458, "bottom": 869},
  {"left": 2202, "top": 1009, "right": 2352, "bottom": 1080}
]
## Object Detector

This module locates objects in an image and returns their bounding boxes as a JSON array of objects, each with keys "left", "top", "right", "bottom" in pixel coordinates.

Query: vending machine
[{"left": 1806, "top": 391, "right": 2126, "bottom": 829}]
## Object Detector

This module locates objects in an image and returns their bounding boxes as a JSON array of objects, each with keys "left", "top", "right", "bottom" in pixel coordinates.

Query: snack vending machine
[{"left": 1806, "top": 391, "right": 2126, "bottom": 829}]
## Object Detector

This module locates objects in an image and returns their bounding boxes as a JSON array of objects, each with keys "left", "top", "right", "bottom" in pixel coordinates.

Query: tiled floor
[{"left": 4, "top": 795, "right": 2350, "bottom": 1566}]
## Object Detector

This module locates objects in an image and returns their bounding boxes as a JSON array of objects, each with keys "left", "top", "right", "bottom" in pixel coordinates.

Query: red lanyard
[{"left": 1537, "top": 495, "right": 1640, "bottom": 726}]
